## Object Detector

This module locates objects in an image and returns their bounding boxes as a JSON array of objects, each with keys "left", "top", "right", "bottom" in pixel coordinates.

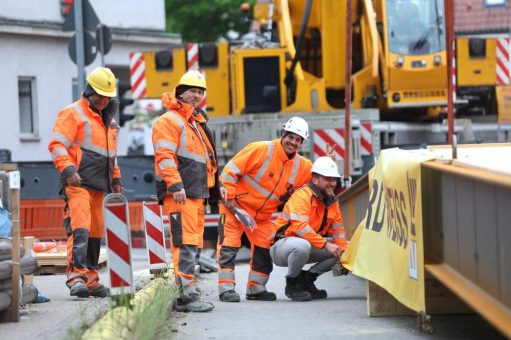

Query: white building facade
[{"left": 0, "top": 0, "right": 181, "bottom": 162}]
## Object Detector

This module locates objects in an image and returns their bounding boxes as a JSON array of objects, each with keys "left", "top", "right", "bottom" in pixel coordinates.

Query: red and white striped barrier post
[
  {"left": 103, "top": 193, "right": 134, "bottom": 298},
  {"left": 187, "top": 43, "right": 207, "bottom": 111},
  {"left": 129, "top": 52, "right": 147, "bottom": 99},
  {"left": 497, "top": 37, "right": 510, "bottom": 86},
  {"left": 142, "top": 201, "right": 167, "bottom": 275}
]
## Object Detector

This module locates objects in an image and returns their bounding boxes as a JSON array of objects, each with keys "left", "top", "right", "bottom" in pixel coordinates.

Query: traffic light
[{"left": 117, "top": 82, "right": 134, "bottom": 127}]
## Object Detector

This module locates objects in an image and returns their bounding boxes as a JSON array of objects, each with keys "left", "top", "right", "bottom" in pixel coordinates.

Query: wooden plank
[
  {"left": 366, "top": 274, "right": 473, "bottom": 316},
  {"left": 23, "top": 237, "right": 35, "bottom": 285},
  {"left": 34, "top": 248, "right": 107, "bottom": 273}
]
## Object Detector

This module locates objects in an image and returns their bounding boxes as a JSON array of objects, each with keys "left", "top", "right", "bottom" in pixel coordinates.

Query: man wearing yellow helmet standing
[
  {"left": 48, "top": 67, "right": 124, "bottom": 298},
  {"left": 152, "top": 70, "right": 220, "bottom": 312}
]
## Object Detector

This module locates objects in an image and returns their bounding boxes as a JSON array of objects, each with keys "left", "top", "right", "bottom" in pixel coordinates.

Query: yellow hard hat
[
  {"left": 178, "top": 70, "right": 207, "bottom": 90},
  {"left": 86, "top": 67, "right": 117, "bottom": 97}
]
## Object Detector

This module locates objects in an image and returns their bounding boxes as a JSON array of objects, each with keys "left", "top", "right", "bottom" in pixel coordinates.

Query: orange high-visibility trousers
[
  {"left": 163, "top": 196, "right": 204, "bottom": 296},
  {"left": 217, "top": 206, "right": 274, "bottom": 295},
  {"left": 64, "top": 186, "right": 104, "bottom": 290}
]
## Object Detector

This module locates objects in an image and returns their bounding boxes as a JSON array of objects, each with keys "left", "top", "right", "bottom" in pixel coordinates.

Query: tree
[{"left": 165, "top": 0, "right": 255, "bottom": 42}]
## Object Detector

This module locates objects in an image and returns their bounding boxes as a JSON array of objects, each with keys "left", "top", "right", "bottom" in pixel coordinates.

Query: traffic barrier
[
  {"left": 129, "top": 52, "right": 147, "bottom": 99},
  {"left": 103, "top": 194, "right": 134, "bottom": 297},
  {"left": 142, "top": 201, "right": 167, "bottom": 273}
]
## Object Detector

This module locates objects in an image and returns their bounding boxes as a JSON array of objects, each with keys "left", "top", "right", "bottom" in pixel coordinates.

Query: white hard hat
[
  {"left": 312, "top": 157, "right": 341, "bottom": 178},
  {"left": 282, "top": 117, "right": 309, "bottom": 140}
]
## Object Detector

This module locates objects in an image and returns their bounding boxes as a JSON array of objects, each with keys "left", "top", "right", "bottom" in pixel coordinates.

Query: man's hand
[
  {"left": 325, "top": 242, "right": 343, "bottom": 259},
  {"left": 223, "top": 198, "right": 237, "bottom": 213},
  {"left": 66, "top": 173, "right": 81, "bottom": 187},
  {"left": 220, "top": 187, "right": 227, "bottom": 204},
  {"left": 112, "top": 184, "right": 124, "bottom": 194},
  {"left": 326, "top": 144, "right": 337, "bottom": 161},
  {"left": 173, "top": 188, "right": 187, "bottom": 204}
]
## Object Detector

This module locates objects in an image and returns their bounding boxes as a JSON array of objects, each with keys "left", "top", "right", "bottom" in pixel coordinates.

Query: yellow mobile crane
[{"left": 136, "top": 0, "right": 447, "bottom": 119}]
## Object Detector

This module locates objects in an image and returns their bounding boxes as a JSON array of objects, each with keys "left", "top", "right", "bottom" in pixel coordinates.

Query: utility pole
[
  {"left": 445, "top": 0, "right": 455, "bottom": 145},
  {"left": 344, "top": 0, "right": 353, "bottom": 188},
  {"left": 74, "top": 0, "right": 86, "bottom": 95}
]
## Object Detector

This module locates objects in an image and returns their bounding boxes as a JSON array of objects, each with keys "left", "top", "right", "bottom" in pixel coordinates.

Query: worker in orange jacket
[
  {"left": 152, "top": 70, "right": 220, "bottom": 313},
  {"left": 48, "top": 67, "right": 123, "bottom": 298},
  {"left": 218, "top": 117, "right": 335, "bottom": 302},
  {"left": 270, "top": 156, "right": 348, "bottom": 301}
]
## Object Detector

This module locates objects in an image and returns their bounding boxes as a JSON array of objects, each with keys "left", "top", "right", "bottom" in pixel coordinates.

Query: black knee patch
[
  {"left": 169, "top": 212, "right": 183, "bottom": 246},
  {"left": 252, "top": 245, "right": 273, "bottom": 275}
]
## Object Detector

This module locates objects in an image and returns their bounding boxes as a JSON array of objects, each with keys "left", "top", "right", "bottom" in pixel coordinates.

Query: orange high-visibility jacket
[
  {"left": 48, "top": 97, "right": 121, "bottom": 192},
  {"left": 152, "top": 92, "right": 218, "bottom": 203},
  {"left": 271, "top": 184, "right": 348, "bottom": 250},
  {"left": 221, "top": 139, "right": 312, "bottom": 220}
]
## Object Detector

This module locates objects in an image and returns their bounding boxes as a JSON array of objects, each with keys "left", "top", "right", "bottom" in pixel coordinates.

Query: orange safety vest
[
  {"left": 221, "top": 139, "right": 312, "bottom": 220},
  {"left": 48, "top": 97, "right": 121, "bottom": 192},
  {"left": 271, "top": 184, "right": 348, "bottom": 250},
  {"left": 153, "top": 92, "right": 218, "bottom": 203}
]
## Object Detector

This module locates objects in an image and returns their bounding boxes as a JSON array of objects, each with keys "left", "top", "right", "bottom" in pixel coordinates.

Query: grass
[{"left": 76, "top": 267, "right": 179, "bottom": 339}]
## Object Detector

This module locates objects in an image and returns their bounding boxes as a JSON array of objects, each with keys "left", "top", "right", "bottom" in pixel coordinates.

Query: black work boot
[
  {"left": 246, "top": 291, "right": 277, "bottom": 301},
  {"left": 219, "top": 290, "right": 241, "bottom": 302},
  {"left": 285, "top": 276, "right": 311, "bottom": 301},
  {"left": 299, "top": 270, "right": 327, "bottom": 299}
]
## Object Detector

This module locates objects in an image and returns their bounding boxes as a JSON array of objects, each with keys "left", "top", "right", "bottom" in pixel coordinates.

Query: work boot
[
  {"left": 299, "top": 270, "right": 327, "bottom": 299},
  {"left": 69, "top": 281, "right": 89, "bottom": 298},
  {"left": 175, "top": 294, "right": 214, "bottom": 313},
  {"left": 89, "top": 284, "right": 109, "bottom": 298},
  {"left": 219, "top": 290, "right": 241, "bottom": 302},
  {"left": 246, "top": 290, "right": 277, "bottom": 301},
  {"left": 285, "top": 276, "right": 311, "bottom": 302}
]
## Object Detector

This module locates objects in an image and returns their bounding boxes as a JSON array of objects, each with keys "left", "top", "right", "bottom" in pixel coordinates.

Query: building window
[
  {"left": 485, "top": 0, "right": 506, "bottom": 7},
  {"left": 18, "top": 77, "right": 39, "bottom": 140}
]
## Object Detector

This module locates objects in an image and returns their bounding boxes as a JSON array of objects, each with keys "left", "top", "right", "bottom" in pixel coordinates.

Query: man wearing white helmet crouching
[
  {"left": 217, "top": 117, "right": 335, "bottom": 302},
  {"left": 269, "top": 157, "right": 349, "bottom": 301}
]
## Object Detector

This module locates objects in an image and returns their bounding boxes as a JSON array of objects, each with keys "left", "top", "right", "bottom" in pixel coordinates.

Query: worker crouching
[{"left": 270, "top": 157, "right": 348, "bottom": 301}]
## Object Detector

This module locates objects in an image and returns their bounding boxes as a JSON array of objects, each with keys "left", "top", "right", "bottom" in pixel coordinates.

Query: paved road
[
  {"left": 174, "top": 262, "right": 504, "bottom": 340},
  {"left": 0, "top": 248, "right": 504, "bottom": 339}
]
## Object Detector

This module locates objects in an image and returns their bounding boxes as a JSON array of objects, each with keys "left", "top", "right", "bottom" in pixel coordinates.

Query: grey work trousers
[{"left": 270, "top": 237, "right": 337, "bottom": 279}]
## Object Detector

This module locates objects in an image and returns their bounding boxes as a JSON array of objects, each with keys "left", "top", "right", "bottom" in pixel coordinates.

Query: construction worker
[
  {"left": 152, "top": 70, "right": 220, "bottom": 313},
  {"left": 217, "top": 117, "right": 334, "bottom": 302},
  {"left": 48, "top": 67, "right": 123, "bottom": 298},
  {"left": 269, "top": 156, "right": 348, "bottom": 301}
]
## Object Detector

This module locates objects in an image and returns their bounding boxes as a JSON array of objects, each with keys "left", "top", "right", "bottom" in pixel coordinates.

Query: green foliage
[{"left": 165, "top": 0, "right": 256, "bottom": 42}]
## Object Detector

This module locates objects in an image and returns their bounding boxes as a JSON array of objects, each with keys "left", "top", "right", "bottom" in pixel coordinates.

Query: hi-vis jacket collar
[
  {"left": 162, "top": 91, "right": 206, "bottom": 124},
  {"left": 308, "top": 181, "right": 337, "bottom": 207}
]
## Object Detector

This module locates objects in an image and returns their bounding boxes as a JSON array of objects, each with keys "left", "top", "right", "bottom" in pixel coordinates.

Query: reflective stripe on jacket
[
  {"left": 271, "top": 184, "right": 348, "bottom": 250},
  {"left": 48, "top": 97, "right": 121, "bottom": 193},
  {"left": 153, "top": 92, "right": 218, "bottom": 202},
  {"left": 220, "top": 139, "right": 312, "bottom": 220}
]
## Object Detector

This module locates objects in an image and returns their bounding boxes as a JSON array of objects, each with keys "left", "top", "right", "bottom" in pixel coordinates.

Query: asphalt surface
[
  {"left": 174, "top": 257, "right": 504, "bottom": 340},
  {"left": 0, "top": 248, "right": 505, "bottom": 340}
]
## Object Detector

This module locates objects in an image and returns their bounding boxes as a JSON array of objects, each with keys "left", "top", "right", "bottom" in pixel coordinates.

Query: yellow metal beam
[{"left": 426, "top": 263, "right": 511, "bottom": 338}]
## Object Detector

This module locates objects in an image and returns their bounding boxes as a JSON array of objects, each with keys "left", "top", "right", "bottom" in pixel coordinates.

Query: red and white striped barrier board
[
  {"left": 103, "top": 193, "right": 134, "bottom": 296},
  {"left": 187, "top": 43, "right": 207, "bottom": 111},
  {"left": 360, "top": 122, "right": 372, "bottom": 156},
  {"left": 313, "top": 128, "right": 346, "bottom": 160},
  {"left": 497, "top": 37, "right": 510, "bottom": 85},
  {"left": 129, "top": 52, "right": 147, "bottom": 99},
  {"left": 143, "top": 201, "right": 167, "bottom": 272}
]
